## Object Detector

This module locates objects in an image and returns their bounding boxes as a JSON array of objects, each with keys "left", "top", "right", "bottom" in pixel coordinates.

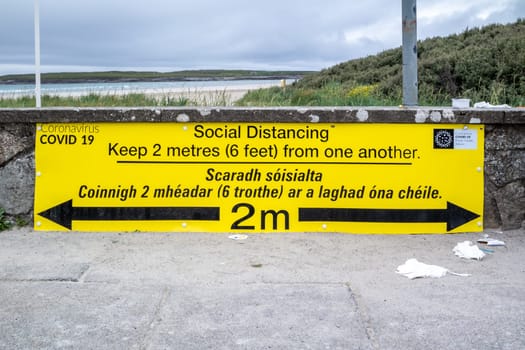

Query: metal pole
[
  {"left": 402, "top": 0, "right": 418, "bottom": 106},
  {"left": 34, "top": 0, "right": 42, "bottom": 108}
]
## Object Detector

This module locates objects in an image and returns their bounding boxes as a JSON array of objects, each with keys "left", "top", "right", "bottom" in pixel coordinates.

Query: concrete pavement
[{"left": 0, "top": 227, "right": 524, "bottom": 349}]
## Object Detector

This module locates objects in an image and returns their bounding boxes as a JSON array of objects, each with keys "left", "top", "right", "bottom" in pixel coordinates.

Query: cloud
[
  {"left": 0, "top": 0, "right": 522, "bottom": 74},
  {"left": 418, "top": 0, "right": 523, "bottom": 38}
]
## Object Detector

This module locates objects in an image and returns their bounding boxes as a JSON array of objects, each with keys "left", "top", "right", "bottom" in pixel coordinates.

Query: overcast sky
[{"left": 0, "top": 0, "right": 523, "bottom": 75}]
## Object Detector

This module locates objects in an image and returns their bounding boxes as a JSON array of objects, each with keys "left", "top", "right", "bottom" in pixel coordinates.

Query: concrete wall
[{"left": 1, "top": 107, "right": 524, "bottom": 230}]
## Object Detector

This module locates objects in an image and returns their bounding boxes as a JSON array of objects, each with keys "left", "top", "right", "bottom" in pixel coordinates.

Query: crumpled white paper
[
  {"left": 453, "top": 241, "right": 485, "bottom": 260},
  {"left": 396, "top": 258, "right": 470, "bottom": 279}
]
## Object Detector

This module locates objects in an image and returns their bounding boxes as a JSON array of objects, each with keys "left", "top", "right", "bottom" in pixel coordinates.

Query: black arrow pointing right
[{"left": 299, "top": 202, "right": 479, "bottom": 231}]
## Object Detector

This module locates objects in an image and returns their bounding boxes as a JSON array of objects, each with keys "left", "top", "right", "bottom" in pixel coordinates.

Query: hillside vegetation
[{"left": 239, "top": 19, "right": 524, "bottom": 106}]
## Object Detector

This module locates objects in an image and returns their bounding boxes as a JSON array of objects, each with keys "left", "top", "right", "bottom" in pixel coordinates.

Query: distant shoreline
[
  {"left": 0, "top": 76, "right": 302, "bottom": 85},
  {"left": 0, "top": 70, "right": 312, "bottom": 85}
]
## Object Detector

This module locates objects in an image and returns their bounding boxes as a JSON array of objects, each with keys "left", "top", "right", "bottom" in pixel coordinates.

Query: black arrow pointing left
[{"left": 38, "top": 199, "right": 220, "bottom": 230}]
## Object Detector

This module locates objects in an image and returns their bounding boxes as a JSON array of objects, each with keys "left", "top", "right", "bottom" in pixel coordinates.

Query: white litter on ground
[
  {"left": 477, "top": 237, "right": 506, "bottom": 246},
  {"left": 453, "top": 241, "right": 486, "bottom": 260},
  {"left": 473, "top": 101, "right": 512, "bottom": 108},
  {"left": 228, "top": 234, "right": 248, "bottom": 240},
  {"left": 396, "top": 258, "right": 470, "bottom": 279}
]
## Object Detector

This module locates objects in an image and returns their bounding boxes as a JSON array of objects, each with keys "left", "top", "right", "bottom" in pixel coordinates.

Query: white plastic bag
[
  {"left": 396, "top": 258, "right": 470, "bottom": 279},
  {"left": 453, "top": 241, "right": 485, "bottom": 260}
]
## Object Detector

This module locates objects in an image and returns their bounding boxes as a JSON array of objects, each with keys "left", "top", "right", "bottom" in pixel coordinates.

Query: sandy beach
[{"left": 134, "top": 82, "right": 280, "bottom": 105}]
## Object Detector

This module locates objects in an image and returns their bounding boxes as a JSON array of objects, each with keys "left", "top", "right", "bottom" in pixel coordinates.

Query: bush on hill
[{"left": 240, "top": 19, "right": 524, "bottom": 106}]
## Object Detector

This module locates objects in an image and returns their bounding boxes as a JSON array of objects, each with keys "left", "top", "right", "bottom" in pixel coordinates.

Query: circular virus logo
[{"left": 434, "top": 129, "right": 454, "bottom": 148}]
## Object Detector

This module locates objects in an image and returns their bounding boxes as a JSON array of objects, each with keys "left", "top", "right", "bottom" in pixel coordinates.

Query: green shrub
[{"left": 0, "top": 208, "right": 12, "bottom": 231}]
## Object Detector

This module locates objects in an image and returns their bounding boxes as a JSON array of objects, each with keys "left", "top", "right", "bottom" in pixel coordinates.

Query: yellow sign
[{"left": 34, "top": 122, "right": 484, "bottom": 233}]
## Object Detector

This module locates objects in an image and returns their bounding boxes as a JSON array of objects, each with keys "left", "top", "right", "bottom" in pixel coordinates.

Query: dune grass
[
  {"left": 0, "top": 89, "right": 235, "bottom": 108},
  {"left": 237, "top": 82, "right": 399, "bottom": 107}
]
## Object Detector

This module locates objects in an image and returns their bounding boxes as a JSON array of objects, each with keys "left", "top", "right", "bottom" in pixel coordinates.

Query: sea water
[{"left": 0, "top": 79, "right": 283, "bottom": 98}]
